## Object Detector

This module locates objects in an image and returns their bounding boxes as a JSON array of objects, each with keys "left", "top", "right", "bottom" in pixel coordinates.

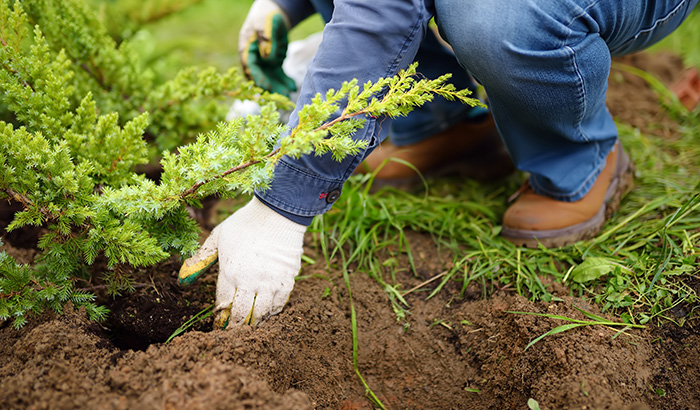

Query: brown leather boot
[
  {"left": 356, "top": 114, "right": 514, "bottom": 188},
  {"left": 502, "top": 143, "right": 634, "bottom": 248}
]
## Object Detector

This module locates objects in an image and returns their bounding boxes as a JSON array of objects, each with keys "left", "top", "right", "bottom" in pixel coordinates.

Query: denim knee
[
  {"left": 436, "top": 0, "right": 605, "bottom": 75},
  {"left": 434, "top": 0, "right": 511, "bottom": 83}
]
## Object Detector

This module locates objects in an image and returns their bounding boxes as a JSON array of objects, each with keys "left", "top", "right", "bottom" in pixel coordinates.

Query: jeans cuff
[
  {"left": 254, "top": 158, "right": 345, "bottom": 220},
  {"left": 255, "top": 194, "right": 315, "bottom": 226}
]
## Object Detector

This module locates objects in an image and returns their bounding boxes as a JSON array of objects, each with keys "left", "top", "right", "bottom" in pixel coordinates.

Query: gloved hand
[
  {"left": 238, "top": 0, "right": 297, "bottom": 97},
  {"left": 179, "top": 197, "right": 306, "bottom": 328}
]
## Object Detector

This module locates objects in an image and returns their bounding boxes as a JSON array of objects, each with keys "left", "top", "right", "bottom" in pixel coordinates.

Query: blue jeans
[
  {"left": 293, "top": 0, "right": 485, "bottom": 146},
  {"left": 436, "top": 0, "right": 697, "bottom": 201},
  {"left": 257, "top": 0, "right": 698, "bottom": 224}
]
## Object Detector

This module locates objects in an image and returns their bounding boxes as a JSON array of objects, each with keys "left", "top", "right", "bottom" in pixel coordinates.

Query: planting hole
[{"left": 104, "top": 291, "right": 211, "bottom": 351}]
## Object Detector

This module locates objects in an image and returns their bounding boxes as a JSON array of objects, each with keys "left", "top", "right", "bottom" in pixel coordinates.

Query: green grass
[
  {"left": 507, "top": 306, "right": 646, "bottom": 350},
  {"left": 165, "top": 304, "right": 214, "bottom": 343},
  {"left": 309, "top": 95, "right": 700, "bottom": 326}
]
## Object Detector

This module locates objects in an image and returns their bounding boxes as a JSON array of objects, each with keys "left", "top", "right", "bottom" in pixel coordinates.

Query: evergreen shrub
[{"left": 0, "top": 0, "right": 480, "bottom": 328}]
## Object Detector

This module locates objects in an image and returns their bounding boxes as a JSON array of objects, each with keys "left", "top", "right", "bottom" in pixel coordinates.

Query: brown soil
[{"left": 1, "top": 51, "right": 698, "bottom": 410}]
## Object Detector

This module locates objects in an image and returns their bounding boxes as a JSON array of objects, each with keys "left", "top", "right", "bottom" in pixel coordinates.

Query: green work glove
[
  {"left": 178, "top": 197, "right": 306, "bottom": 329},
  {"left": 238, "top": 0, "right": 297, "bottom": 97}
]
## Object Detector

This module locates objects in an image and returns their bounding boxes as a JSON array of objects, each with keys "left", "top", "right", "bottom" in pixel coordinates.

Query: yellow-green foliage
[{"left": 0, "top": 0, "right": 480, "bottom": 328}]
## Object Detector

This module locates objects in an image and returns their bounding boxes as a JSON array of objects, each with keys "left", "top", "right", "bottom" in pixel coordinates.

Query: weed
[
  {"left": 336, "top": 244, "right": 386, "bottom": 409},
  {"left": 165, "top": 304, "right": 214, "bottom": 344},
  {"left": 507, "top": 306, "right": 645, "bottom": 350},
  {"left": 653, "top": 387, "right": 667, "bottom": 397}
]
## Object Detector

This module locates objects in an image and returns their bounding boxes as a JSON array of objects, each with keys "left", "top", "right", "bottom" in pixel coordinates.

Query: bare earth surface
[{"left": 1, "top": 52, "right": 698, "bottom": 410}]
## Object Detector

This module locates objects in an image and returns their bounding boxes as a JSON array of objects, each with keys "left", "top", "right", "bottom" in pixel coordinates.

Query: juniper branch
[
  {"left": 177, "top": 63, "right": 481, "bottom": 198},
  {"left": 179, "top": 151, "right": 279, "bottom": 199},
  {"left": 3, "top": 188, "right": 52, "bottom": 221}
]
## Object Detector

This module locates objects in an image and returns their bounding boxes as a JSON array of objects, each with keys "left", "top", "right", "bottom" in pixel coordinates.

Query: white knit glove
[{"left": 179, "top": 197, "right": 306, "bottom": 328}]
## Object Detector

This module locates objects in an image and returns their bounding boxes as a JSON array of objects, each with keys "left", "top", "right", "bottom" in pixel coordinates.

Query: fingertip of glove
[
  {"left": 178, "top": 255, "right": 218, "bottom": 286},
  {"left": 214, "top": 308, "right": 231, "bottom": 330},
  {"left": 214, "top": 298, "right": 258, "bottom": 330},
  {"left": 177, "top": 273, "right": 200, "bottom": 286}
]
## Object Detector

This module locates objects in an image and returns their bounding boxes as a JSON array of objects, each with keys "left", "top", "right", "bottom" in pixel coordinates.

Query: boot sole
[{"left": 502, "top": 147, "right": 634, "bottom": 248}]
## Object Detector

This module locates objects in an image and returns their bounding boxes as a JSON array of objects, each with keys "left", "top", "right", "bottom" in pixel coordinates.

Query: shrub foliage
[{"left": 0, "top": 0, "right": 480, "bottom": 328}]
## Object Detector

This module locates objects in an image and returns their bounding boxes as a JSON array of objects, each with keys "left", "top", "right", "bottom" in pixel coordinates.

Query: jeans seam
[
  {"left": 383, "top": 4, "right": 424, "bottom": 78},
  {"left": 565, "top": 44, "right": 588, "bottom": 138},
  {"left": 338, "top": 2, "right": 427, "bottom": 181},
  {"left": 277, "top": 157, "right": 344, "bottom": 184},
  {"left": 258, "top": 192, "right": 329, "bottom": 216},
  {"left": 561, "top": 0, "right": 601, "bottom": 142},
  {"left": 630, "top": 0, "right": 693, "bottom": 41}
]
